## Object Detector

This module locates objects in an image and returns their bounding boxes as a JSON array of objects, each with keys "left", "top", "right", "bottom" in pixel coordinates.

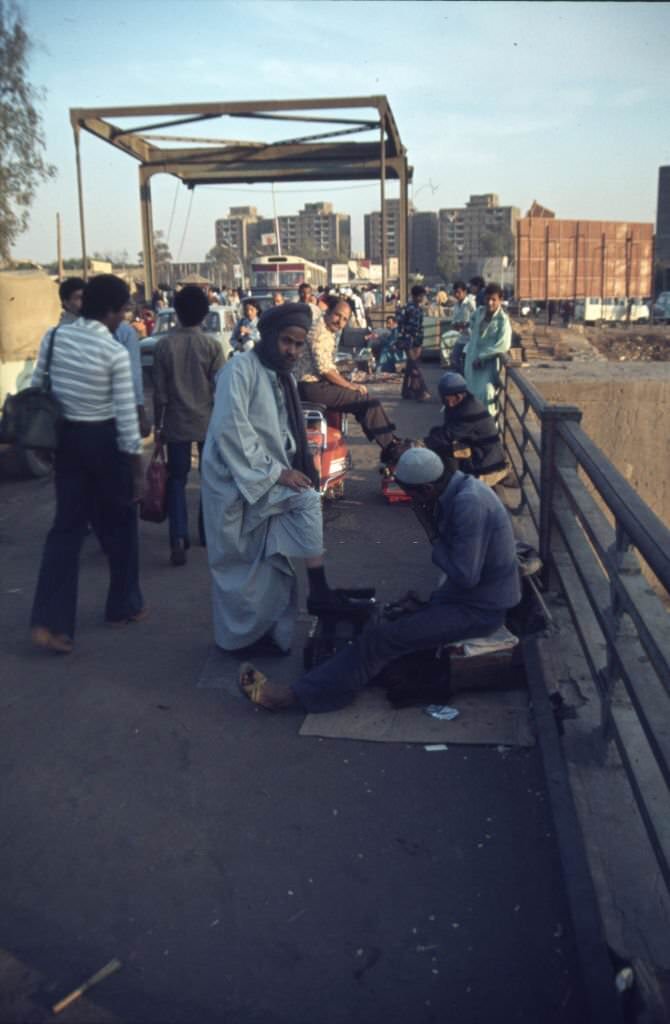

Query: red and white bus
[{"left": 250, "top": 254, "right": 328, "bottom": 296}]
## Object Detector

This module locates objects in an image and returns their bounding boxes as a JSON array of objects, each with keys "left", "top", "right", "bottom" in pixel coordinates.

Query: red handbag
[{"left": 139, "top": 444, "right": 168, "bottom": 523}]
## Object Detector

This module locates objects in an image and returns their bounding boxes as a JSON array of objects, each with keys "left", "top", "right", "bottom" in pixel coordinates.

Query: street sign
[
  {"left": 261, "top": 233, "right": 276, "bottom": 247},
  {"left": 331, "top": 263, "right": 349, "bottom": 285}
]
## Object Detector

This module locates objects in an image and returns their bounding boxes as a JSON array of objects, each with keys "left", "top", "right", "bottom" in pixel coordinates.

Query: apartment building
[
  {"left": 215, "top": 202, "right": 351, "bottom": 264},
  {"left": 438, "top": 194, "right": 519, "bottom": 272}
]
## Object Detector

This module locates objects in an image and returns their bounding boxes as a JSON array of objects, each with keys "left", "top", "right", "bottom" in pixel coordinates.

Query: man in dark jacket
[
  {"left": 424, "top": 372, "right": 507, "bottom": 484},
  {"left": 238, "top": 447, "right": 521, "bottom": 711},
  {"left": 153, "top": 285, "right": 225, "bottom": 565}
]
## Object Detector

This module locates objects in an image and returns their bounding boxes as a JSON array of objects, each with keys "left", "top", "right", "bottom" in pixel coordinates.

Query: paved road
[{"left": 0, "top": 365, "right": 587, "bottom": 1023}]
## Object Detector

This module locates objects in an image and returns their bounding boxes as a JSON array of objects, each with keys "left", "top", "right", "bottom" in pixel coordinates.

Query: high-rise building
[
  {"left": 216, "top": 202, "right": 350, "bottom": 266},
  {"left": 297, "top": 202, "right": 350, "bottom": 259},
  {"left": 409, "top": 211, "right": 439, "bottom": 277},
  {"left": 364, "top": 200, "right": 415, "bottom": 262},
  {"left": 655, "top": 166, "right": 670, "bottom": 291},
  {"left": 214, "top": 206, "right": 262, "bottom": 262},
  {"left": 438, "top": 194, "right": 519, "bottom": 274}
]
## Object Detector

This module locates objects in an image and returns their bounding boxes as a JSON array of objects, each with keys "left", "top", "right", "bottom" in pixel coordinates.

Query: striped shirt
[{"left": 31, "top": 318, "right": 141, "bottom": 454}]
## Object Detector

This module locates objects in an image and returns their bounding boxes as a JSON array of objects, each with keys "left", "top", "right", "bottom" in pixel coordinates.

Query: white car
[{"left": 140, "top": 305, "right": 235, "bottom": 373}]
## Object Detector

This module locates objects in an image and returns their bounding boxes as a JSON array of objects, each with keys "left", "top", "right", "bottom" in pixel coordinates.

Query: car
[
  {"left": 652, "top": 291, "right": 670, "bottom": 323},
  {"left": 140, "top": 305, "right": 236, "bottom": 376}
]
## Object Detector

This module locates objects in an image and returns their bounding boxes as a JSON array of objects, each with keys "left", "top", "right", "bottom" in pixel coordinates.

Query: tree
[
  {"left": 206, "top": 243, "right": 234, "bottom": 285},
  {"left": 436, "top": 243, "right": 460, "bottom": 284},
  {"left": 137, "top": 230, "right": 172, "bottom": 277},
  {"left": 0, "top": 1, "right": 56, "bottom": 260},
  {"left": 479, "top": 226, "right": 515, "bottom": 259}
]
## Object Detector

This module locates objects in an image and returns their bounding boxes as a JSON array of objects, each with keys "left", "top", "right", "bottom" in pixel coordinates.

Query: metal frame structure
[{"left": 69, "top": 96, "right": 413, "bottom": 301}]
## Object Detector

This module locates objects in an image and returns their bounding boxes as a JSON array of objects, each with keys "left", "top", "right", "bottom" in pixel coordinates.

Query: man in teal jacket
[{"left": 464, "top": 283, "right": 511, "bottom": 417}]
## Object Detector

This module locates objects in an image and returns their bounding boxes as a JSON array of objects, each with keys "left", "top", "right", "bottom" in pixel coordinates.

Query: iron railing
[{"left": 501, "top": 364, "right": 670, "bottom": 890}]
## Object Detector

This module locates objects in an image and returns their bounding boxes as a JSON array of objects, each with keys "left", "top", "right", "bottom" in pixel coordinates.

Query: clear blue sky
[{"left": 13, "top": 0, "right": 670, "bottom": 263}]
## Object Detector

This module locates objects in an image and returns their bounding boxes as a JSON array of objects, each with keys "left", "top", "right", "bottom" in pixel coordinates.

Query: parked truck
[{"left": 0, "top": 269, "right": 60, "bottom": 477}]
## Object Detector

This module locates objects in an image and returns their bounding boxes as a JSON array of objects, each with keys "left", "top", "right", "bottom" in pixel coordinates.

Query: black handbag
[{"left": 1, "top": 328, "right": 63, "bottom": 450}]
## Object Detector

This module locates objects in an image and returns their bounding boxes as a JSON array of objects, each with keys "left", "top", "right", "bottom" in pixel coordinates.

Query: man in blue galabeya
[{"left": 464, "top": 282, "right": 511, "bottom": 417}]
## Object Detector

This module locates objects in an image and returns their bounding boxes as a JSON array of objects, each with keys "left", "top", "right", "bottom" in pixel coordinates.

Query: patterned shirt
[
  {"left": 396, "top": 300, "right": 424, "bottom": 349},
  {"left": 295, "top": 316, "right": 337, "bottom": 382}
]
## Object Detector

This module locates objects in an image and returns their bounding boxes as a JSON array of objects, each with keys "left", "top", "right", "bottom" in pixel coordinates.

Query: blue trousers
[
  {"left": 293, "top": 602, "right": 505, "bottom": 712},
  {"left": 166, "top": 441, "right": 204, "bottom": 547},
  {"left": 31, "top": 420, "right": 143, "bottom": 637}
]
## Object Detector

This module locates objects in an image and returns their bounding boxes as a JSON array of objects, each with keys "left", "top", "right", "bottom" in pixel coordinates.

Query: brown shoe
[
  {"left": 239, "top": 663, "right": 297, "bottom": 710},
  {"left": 31, "top": 627, "right": 73, "bottom": 655}
]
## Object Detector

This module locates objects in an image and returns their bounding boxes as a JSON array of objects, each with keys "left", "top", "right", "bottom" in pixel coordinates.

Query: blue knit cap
[{"left": 438, "top": 372, "right": 468, "bottom": 398}]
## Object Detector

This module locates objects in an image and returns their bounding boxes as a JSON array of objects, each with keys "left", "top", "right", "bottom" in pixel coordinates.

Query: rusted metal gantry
[{"left": 69, "top": 97, "right": 413, "bottom": 301}]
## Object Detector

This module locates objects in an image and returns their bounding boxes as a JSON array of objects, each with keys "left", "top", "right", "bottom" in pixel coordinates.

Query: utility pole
[{"left": 56, "top": 212, "right": 63, "bottom": 280}]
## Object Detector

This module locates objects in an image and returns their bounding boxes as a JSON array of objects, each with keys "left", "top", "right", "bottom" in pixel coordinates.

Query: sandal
[{"left": 239, "top": 663, "right": 296, "bottom": 710}]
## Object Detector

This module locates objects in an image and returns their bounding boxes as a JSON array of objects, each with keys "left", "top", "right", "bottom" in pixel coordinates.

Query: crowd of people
[{"left": 28, "top": 272, "right": 520, "bottom": 719}]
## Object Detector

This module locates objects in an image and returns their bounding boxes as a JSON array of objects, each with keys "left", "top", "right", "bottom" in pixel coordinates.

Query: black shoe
[
  {"left": 229, "top": 637, "right": 291, "bottom": 659},
  {"left": 380, "top": 437, "right": 413, "bottom": 467},
  {"left": 170, "top": 540, "right": 187, "bottom": 567},
  {"left": 307, "top": 588, "right": 376, "bottom": 618}
]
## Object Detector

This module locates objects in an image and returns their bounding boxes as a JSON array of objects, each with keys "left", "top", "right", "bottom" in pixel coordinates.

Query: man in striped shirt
[{"left": 30, "top": 274, "right": 146, "bottom": 653}]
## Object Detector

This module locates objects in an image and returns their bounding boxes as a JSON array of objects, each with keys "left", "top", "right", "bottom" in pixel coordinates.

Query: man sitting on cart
[{"left": 296, "top": 296, "right": 407, "bottom": 465}]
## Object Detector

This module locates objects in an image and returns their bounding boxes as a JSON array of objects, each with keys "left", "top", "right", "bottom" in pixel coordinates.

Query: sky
[{"left": 11, "top": 0, "right": 670, "bottom": 264}]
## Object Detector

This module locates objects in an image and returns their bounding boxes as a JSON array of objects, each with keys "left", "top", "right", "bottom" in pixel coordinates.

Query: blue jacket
[{"left": 430, "top": 471, "right": 521, "bottom": 611}]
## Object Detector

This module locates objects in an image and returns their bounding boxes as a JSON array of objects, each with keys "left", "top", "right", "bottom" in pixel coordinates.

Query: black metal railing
[{"left": 501, "top": 364, "right": 670, "bottom": 889}]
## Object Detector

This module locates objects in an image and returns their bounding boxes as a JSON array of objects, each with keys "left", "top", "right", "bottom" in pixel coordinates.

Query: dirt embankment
[
  {"left": 509, "top": 318, "right": 670, "bottom": 535},
  {"left": 584, "top": 325, "right": 670, "bottom": 363}
]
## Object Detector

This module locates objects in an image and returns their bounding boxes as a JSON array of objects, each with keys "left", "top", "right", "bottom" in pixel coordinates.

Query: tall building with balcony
[
  {"left": 364, "top": 200, "right": 415, "bottom": 262},
  {"left": 438, "top": 194, "right": 519, "bottom": 274},
  {"left": 221, "top": 202, "right": 351, "bottom": 263},
  {"left": 297, "top": 202, "right": 351, "bottom": 259},
  {"left": 214, "top": 206, "right": 262, "bottom": 261}
]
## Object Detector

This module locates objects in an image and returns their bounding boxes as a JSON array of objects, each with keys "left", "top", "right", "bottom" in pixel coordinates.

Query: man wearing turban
[{"left": 201, "top": 303, "right": 354, "bottom": 655}]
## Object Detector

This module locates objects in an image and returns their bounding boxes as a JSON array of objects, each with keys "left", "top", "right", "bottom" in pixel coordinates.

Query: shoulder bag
[{"left": 1, "top": 328, "right": 63, "bottom": 450}]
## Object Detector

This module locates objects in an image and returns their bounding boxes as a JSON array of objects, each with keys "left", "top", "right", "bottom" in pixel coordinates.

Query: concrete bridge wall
[{"left": 524, "top": 363, "right": 670, "bottom": 533}]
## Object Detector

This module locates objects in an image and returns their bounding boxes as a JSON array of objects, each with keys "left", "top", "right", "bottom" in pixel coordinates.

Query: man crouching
[
  {"left": 239, "top": 447, "right": 521, "bottom": 711},
  {"left": 202, "top": 302, "right": 355, "bottom": 657}
]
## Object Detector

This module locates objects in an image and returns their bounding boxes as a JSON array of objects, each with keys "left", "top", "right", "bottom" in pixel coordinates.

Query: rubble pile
[{"left": 585, "top": 329, "right": 670, "bottom": 363}]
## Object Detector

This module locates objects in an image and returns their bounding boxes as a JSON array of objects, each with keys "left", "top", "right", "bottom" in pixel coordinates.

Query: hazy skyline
[{"left": 12, "top": 0, "right": 670, "bottom": 264}]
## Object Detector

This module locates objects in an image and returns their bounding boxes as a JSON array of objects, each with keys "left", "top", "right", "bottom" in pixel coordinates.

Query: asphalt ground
[{"left": 0, "top": 364, "right": 587, "bottom": 1023}]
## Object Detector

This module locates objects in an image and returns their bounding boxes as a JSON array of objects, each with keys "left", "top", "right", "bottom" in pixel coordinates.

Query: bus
[{"left": 250, "top": 254, "right": 328, "bottom": 296}]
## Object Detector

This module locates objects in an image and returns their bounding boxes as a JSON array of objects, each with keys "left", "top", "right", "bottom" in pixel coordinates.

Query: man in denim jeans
[{"left": 153, "top": 285, "right": 225, "bottom": 565}]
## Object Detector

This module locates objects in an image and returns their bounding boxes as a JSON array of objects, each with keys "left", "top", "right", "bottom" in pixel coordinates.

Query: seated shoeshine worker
[
  {"left": 201, "top": 303, "right": 357, "bottom": 655},
  {"left": 424, "top": 372, "right": 507, "bottom": 482},
  {"left": 239, "top": 447, "right": 521, "bottom": 711},
  {"left": 296, "top": 295, "right": 404, "bottom": 464}
]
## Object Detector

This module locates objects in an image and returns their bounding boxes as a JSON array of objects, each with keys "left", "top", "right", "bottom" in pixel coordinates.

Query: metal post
[
  {"left": 380, "top": 118, "right": 387, "bottom": 312},
  {"left": 538, "top": 404, "right": 582, "bottom": 588},
  {"left": 600, "top": 231, "right": 606, "bottom": 302},
  {"left": 73, "top": 124, "right": 88, "bottom": 280},
  {"left": 139, "top": 166, "right": 156, "bottom": 301},
  {"left": 398, "top": 158, "right": 409, "bottom": 304},
  {"left": 56, "top": 213, "right": 63, "bottom": 281},
  {"left": 573, "top": 222, "right": 579, "bottom": 307},
  {"left": 599, "top": 520, "right": 637, "bottom": 743}
]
